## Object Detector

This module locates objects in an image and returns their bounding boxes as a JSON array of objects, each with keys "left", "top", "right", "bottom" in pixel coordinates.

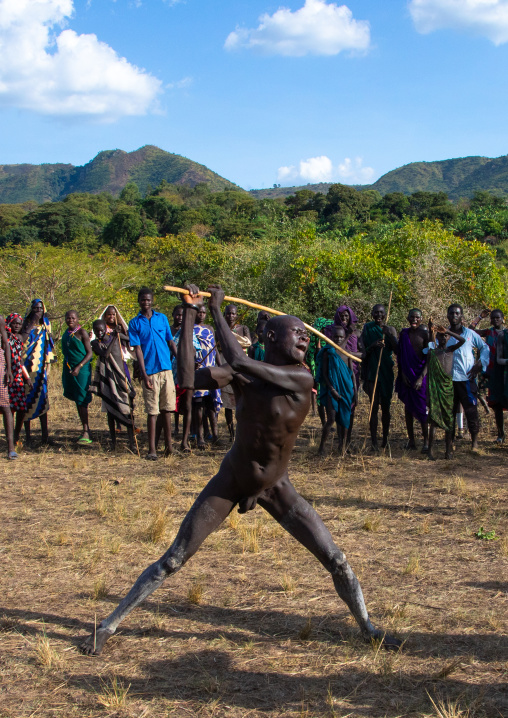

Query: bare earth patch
[{"left": 0, "top": 376, "right": 506, "bottom": 717}]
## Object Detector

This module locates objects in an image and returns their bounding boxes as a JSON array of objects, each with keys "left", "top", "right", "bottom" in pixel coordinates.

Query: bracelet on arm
[{"left": 182, "top": 303, "right": 200, "bottom": 311}]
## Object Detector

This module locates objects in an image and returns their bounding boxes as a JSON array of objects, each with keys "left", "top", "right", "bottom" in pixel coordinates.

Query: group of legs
[{"left": 172, "top": 391, "right": 220, "bottom": 452}]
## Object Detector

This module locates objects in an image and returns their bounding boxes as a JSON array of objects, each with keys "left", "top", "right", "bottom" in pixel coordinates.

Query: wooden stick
[
  {"left": 163, "top": 285, "right": 361, "bottom": 363},
  {"left": 368, "top": 291, "right": 393, "bottom": 422}
]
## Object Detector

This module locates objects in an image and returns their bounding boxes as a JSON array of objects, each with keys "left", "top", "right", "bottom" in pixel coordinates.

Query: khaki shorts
[{"left": 143, "top": 370, "right": 176, "bottom": 415}]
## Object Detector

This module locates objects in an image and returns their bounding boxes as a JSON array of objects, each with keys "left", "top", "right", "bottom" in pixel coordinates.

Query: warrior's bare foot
[
  {"left": 444, "top": 451, "right": 453, "bottom": 460},
  {"left": 366, "top": 628, "right": 402, "bottom": 651},
  {"left": 404, "top": 441, "right": 416, "bottom": 451},
  {"left": 421, "top": 444, "right": 429, "bottom": 454},
  {"left": 381, "top": 437, "right": 388, "bottom": 449},
  {"left": 427, "top": 452, "right": 437, "bottom": 461},
  {"left": 80, "top": 627, "right": 114, "bottom": 656}
]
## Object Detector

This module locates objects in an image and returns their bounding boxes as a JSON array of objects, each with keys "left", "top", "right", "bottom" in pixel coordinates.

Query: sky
[{"left": 1, "top": 0, "right": 508, "bottom": 189}]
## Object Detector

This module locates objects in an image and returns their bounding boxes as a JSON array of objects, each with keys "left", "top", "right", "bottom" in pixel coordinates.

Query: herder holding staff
[{"left": 81, "top": 285, "right": 400, "bottom": 655}]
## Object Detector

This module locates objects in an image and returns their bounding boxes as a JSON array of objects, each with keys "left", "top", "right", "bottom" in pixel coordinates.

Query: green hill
[
  {"left": 369, "top": 156, "right": 492, "bottom": 198},
  {"left": 0, "top": 146, "right": 239, "bottom": 203},
  {"left": 250, "top": 155, "right": 508, "bottom": 200}
]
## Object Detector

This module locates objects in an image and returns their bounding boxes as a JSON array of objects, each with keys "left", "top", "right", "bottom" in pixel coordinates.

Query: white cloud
[
  {"left": 337, "top": 157, "right": 375, "bottom": 183},
  {"left": 0, "top": 0, "right": 162, "bottom": 119},
  {"left": 278, "top": 156, "right": 334, "bottom": 182},
  {"left": 409, "top": 0, "right": 508, "bottom": 45},
  {"left": 277, "top": 155, "right": 374, "bottom": 185},
  {"left": 225, "top": 0, "right": 370, "bottom": 56},
  {"left": 166, "top": 76, "right": 193, "bottom": 90}
]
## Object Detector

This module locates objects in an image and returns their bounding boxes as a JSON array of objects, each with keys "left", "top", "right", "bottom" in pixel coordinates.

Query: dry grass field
[{"left": 0, "top": 374, "right": 506, "bottom": 718}]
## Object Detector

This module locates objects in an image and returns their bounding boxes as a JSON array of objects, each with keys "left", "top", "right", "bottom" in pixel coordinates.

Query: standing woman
[
  {"left": 307, "top": 317, "right": 333, "bottom": 426},
  {"left": 61, "top": 310, "right": 93, "bottom": 444},
  {"left": 5, "top": 314, "right": 32, "bottom": 444},
  {"left": 472, "top": 308, "right": 507, "bottom": 442},
  {"left": 99, "top": 304, "right": 136, "bottom": 433},
  {"left": 100, "top": 305, "right": 134, "bottom": 353},
  {"left": 21, "top": 299, "right": 55, "bottom": 446}
]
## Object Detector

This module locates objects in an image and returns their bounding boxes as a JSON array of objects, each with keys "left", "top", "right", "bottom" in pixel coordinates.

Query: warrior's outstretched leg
[
  {"left": 258, "top": 477, "right": 401, "bottom": 650},
  {"left": 80, "top": 469, "right": 236, "bottom": 655}
]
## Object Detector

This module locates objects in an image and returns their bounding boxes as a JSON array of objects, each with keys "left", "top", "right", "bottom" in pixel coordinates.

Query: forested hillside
[
  {"left": 0, "top": 146, "right": 238, "bottom": 204},
  {"left": 251, "top": 154, "right": 508, "bottom": 200},
  {"left": 0, "top": 180, "right": 506, "bottom": 340}
]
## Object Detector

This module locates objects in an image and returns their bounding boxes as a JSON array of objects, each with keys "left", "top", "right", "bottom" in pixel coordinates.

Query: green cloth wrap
[
  {"left": 427, "top": 350, "right": 454, "bottom": 432},
  {"left": 316, "top": 345, "right": 354, "bottom": 429},
  {"left": 251, "top": 342, "right": 265, "bottom": 361},
  {"left": 62, "top": 331, "right": 92, "bottom": 406}
]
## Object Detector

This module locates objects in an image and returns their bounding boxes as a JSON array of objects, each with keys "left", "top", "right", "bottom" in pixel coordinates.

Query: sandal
[
  {"left": 7, "top": 451, "right": 18, "bottom": 460},
  {"left": 77, "top": 436, "right": 93, "bottom": 445}
]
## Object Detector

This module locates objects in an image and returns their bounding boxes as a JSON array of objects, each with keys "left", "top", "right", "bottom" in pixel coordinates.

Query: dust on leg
[{"left": 258, "top": 479, "right": 401, "bottom": 651}]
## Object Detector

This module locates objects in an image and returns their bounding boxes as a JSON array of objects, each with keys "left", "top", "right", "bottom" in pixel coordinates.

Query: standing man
[
  {"left": 395, "top": 309, "right": 429, "bottom": 452},
  {"left": 361, "top": 304, "right": 398, "bottom": 451},
  {"left": 220, "top": 303, "right": 251, "bottom": 441},
  {"left": 470, "top": 309, "right": 506, "bottom": 443},
  {"left": 80, "top": 284, "right": 401, "bottom": 657},
  {"left": 446, "top": 304, "right": 489, "bottom": 451},
  {"left": 128, "top": 288, "right": 177, "bottom": 460}
]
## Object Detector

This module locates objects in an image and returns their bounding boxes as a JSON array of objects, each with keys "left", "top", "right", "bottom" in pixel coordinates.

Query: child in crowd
[
  {"left": 61, "top": 310, "right": 93, "bottom": 444},
  {"left": 91, "top": 319, "right": 136, "bottom": 453},
  {"left": 247, "top": 320, "right": 267, "bottom": 361},
  {"left": 425, "top": 324, "right": 465, "bottom": 460},
  {"left": 316, "top": 325, "right": 357, "bottom": 456}
]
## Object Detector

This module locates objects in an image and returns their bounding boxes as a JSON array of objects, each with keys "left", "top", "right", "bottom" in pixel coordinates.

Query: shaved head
[{"left": 264, "top": 314, "right": 305, "bottom": 334}]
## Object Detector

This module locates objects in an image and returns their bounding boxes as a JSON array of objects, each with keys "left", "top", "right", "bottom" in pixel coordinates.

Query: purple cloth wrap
[
  {"left": 334, "top": 305, "right": 358, "bottom": 325},
  {"left": 395, "top": 328, "right": 428, "bottom": 423}
]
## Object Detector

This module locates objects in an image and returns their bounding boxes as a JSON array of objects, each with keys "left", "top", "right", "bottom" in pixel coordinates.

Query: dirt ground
[{"left": 0, "top": 374, "right": 506, "bottom": 718}]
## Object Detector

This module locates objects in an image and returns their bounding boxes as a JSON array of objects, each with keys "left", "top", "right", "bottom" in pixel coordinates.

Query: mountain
[
  {"left": 0, "top": 146, "right": 239, "bottom": 203},
  {"left": 369, "top": 156, "right": 493, "bottom": 198},
  {"left": 249, "top": 154, "right": 508, "bottom": 200}
]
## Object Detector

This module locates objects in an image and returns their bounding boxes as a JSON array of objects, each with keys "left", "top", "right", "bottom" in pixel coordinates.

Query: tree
[
  {"left": 373, "top": 192, "right": 409, "bottom": 220},
  {"left": 322, "top": 184, "right": 372, "bottom": 226},
  {"left": 119, "top": 182, "right": 142, "bottom": 206},
  {"left": 0, "top": 243, "right": 144, "bottom": 339},
  {"left": 102, "top": 206, "right": 144, "bottom": 252}
]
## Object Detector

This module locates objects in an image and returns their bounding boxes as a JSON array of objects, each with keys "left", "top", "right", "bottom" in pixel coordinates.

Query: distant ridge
[
  {"left": 250, "top": 154, "right": 508, "bottom": 200},
  {"left": 0, "top": 145, "right": 239, "bottom": 203}
]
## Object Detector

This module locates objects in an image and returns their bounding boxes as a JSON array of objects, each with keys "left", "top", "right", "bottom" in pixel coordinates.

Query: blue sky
[{"left": 1, "top": 0, "right": 508, "bottom": 189}]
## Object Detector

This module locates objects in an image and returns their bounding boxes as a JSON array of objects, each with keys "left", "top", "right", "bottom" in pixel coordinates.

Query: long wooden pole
[
  {"left": 163, "top": 285, "right": 361, "bottom": 363},
  {"left": 368, "top": 290, "right": 393, "bottom": 422}
]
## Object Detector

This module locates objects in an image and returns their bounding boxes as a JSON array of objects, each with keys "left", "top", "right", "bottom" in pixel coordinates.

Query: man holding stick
[
  {"left": 361, "top": 304, "right": 398, "bottom": 451},
  {"left": 80, "top": 284, "right": 400, "bottom": 656}
]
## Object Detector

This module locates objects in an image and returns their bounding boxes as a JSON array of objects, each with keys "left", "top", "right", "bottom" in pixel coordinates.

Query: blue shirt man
[
  {"left": 128, "top": 287, "right": 177, "bottom": 460},
  {"left": 445, "top": 304, "right": 488, "bottom": 450},
  {"left": 446, "top": 326, "right": 489, "bottom": 381},
  {"left": 129, "top": 310, "right": 173, "bottom": 375}
]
